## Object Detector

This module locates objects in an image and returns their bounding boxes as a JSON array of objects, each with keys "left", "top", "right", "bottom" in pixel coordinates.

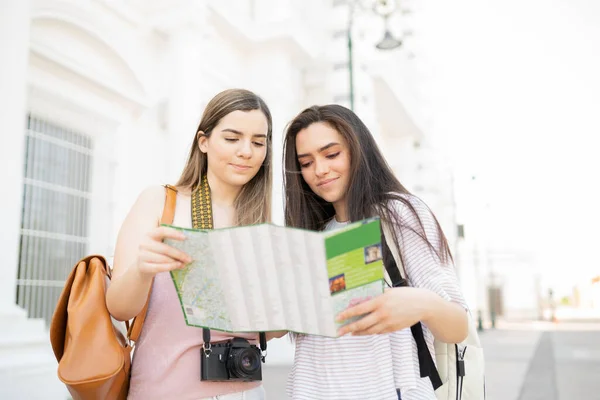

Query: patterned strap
[
  {"left": 193, "top": 175, "right": 267, "bottom": 353},
  {"left": 192, "top": 174, "right": 213, "bottom": 230}
]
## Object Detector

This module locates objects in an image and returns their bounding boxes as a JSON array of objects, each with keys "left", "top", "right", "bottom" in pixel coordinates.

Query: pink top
[{"left": 128, "top": 271, "right": 261, "bottom": 400}]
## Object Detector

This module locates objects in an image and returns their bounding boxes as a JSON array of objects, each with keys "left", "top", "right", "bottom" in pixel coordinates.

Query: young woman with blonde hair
[{"left": 107, "top": 89, "right": 283, "bottom": 400}]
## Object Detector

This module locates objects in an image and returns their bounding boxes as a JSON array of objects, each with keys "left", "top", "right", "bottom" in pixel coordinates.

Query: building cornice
[{"left": 207, "top": 3, "right": 321, "bottom": 63}]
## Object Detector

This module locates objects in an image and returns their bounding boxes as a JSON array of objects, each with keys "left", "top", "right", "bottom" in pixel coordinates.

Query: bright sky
[{"left": 419, "top": 0, "right": 600, "bottom": 292}]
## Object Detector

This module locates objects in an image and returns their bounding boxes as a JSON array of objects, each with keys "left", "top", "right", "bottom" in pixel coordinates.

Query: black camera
[{"left": 200, "top": 337, "right": 263, "bottom": 382}]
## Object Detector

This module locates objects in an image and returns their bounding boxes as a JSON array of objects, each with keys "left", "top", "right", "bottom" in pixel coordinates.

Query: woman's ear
[{"left": 197, "top": 131, "right": 208, "bottom": 153}]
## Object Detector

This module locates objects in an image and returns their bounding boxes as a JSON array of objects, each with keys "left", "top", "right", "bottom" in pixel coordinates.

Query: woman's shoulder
[
  {"left": 136, "top": 184, "right": 189, "bottom": 201},
  {"left": 384, "top": 192, "right": 431, "bottom": 215},
  {"left": 136, "top": 185, "right": 169, "bottom": 204},
  {"left": 130, "top": 184, "right": 186, "bottom": 218}
]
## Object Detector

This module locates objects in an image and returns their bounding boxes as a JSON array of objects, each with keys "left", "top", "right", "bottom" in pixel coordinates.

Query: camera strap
[
  {"left": 259, "top": 332, "right": 267, "bottom": 361},
  {"left": 192, "top": 174, "right": 267, "bottom": 360},
  {"left": 201, "top": 329, "right": 267, "bottom": 359}
]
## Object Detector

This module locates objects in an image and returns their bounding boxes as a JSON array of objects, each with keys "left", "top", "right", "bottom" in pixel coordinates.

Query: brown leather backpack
[{"left": 49, "top": 185, "right": 177, "bottom": 400}]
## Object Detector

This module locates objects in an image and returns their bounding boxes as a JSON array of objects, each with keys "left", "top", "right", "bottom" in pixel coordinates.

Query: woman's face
[
  {"left": 295, "top": 122, "right": 351, "bottom": 207},
  {"left": 199, "top": 109, "right": 268, "bottom": 188}
]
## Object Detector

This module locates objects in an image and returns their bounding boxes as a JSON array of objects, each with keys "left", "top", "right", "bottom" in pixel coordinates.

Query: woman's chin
[
  {"left": 223, "top": 173, "right": 257, "bottom": 187},
  {"left": 318, "top": 192, "right": 343, "bottom": 205}
]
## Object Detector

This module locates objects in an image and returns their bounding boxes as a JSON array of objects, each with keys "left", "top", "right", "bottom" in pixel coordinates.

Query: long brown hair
[
  {"left": 283, "top": 104, "right": 452, "bottom": 268},
  {"left": 176, "top": 89, "right": 272, "bottom": 225}
]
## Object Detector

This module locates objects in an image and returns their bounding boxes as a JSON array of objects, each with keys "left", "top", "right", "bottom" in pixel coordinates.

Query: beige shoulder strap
[{"left": 381, "top": 221, "right": 408, "bottom": 283}]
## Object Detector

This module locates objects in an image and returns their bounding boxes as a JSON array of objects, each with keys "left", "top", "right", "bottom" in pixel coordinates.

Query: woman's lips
[
  {"left": 230, "top": 163, "right": 251, "bottom": 171},
  {"left": 317, "top": 177, "right": 338, "bottom": 187}
]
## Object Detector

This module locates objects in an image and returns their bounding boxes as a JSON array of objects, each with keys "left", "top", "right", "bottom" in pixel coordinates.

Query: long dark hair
[
  {"left": 176, "top": 88, "right": 272, "bottom": 225},
  {"left": 283, "top": 104, "right": 452, "bottom": 269}
]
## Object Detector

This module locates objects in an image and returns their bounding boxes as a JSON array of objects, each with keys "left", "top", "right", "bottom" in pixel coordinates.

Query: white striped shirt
[{"left": 287, "top": 195, "right": 467, "bottom": 400}]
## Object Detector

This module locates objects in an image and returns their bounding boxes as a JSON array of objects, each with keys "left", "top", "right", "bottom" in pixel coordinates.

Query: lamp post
[
  {"left": 347, "top": 0, "right": 404, "bottom": 111},
  {"left": 347, "top": 1, "right": 356, "bottom": 111}
]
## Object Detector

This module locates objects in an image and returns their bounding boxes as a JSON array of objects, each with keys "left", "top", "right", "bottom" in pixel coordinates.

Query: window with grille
[{"left": 16, "top": 115, "right": 93, "bottom": 326}]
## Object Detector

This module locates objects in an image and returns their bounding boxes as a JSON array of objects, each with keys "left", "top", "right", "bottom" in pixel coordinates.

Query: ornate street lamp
[{"left": 347, "top": 0, "right": 404, "bottom": 110}]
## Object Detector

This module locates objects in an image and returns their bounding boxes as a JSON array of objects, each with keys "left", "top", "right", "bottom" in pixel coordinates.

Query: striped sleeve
[{"left": 393, "top": 196, "right": 467, "bottom": 309}]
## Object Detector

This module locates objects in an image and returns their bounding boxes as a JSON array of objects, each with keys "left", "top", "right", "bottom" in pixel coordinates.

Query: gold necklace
[{"left": 191, "top": 174, "right": 213, "bottom": 230}]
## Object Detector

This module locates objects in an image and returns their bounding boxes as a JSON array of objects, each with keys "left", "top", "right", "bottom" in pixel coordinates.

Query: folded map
[{"left": 165, "top": 218, "right": 384, "bottom": 337}]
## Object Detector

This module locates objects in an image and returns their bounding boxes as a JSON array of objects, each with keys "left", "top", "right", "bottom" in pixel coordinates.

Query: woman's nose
[
  {"left": 237, "top": 140, "right": 253, "bottom": 158},
  {"left": 314, "top": 159, "right": 329, "bottom": 176}
]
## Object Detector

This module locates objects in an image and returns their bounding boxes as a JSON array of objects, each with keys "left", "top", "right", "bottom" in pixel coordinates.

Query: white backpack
[
  {"left": 432, "top": 314, "right": 485, "bottom": 400},
  {"left": 382, "top": 227, "right": 486, "bottom": 400}
]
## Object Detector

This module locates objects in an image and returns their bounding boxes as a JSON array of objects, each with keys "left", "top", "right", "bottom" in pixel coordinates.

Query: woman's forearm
[
  {"left": 106, "top": 260, "right": 154, "bottom": 322},
  {"left": 420, "top": 289, "right": 468, "bottom": 343}
]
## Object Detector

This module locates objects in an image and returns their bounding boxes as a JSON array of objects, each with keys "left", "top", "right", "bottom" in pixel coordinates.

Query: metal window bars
[{"left": 16, "top": 115, "right": 93, "bottom": 326}]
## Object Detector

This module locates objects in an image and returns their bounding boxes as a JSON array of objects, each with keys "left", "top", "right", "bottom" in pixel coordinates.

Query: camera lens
[
  {"left": 241, "top": 354, "right": 254, "bottom": 369},
  {"left": 228, "top": 348, "right": 261, "bottom": 379}
]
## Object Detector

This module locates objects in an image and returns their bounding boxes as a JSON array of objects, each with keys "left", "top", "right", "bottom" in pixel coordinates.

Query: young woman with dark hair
[{"left": 283, "top": 105, "right": 468, "bottom": 400}]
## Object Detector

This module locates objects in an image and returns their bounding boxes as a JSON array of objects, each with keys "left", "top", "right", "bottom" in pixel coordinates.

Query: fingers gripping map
[{"left": 166, "top": 218, "right": 384, "bottom": 337}]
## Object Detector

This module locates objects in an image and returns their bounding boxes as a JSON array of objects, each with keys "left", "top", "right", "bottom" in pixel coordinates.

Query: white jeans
[{"left": 201, "top": 386, "right": 265, "bottom": 400}]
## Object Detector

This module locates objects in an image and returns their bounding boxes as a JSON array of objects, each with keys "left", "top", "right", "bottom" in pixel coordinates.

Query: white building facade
[{"left": 0, "top": 0, "right": 456, "bottom": 397}]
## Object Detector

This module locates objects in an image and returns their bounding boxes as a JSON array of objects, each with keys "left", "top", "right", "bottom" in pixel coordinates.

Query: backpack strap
[
  {"left": 128, "top": 184, "right": 178, "bottom": 343},
  {"left": 381, "top": 234, "right": 443, "bottom": 390}
]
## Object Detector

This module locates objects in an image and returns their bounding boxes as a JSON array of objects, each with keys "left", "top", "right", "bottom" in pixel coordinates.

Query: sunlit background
[{"left": 1, "top": 0, "right": 599, "bottom": 399}]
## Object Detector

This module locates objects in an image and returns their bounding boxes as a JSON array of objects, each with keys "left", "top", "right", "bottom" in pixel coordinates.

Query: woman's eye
[
  {"left": 253, "top": 142, "right": 265, "bottom": 147},
  {"left": 326, "top": 152, "right": 340, "bottom": 159},
  {"left": 225, "top": 138, "right": 238, "bottom": 142},
  {"left": 299, "top": 161, "right": 312, "bottom": 168}
]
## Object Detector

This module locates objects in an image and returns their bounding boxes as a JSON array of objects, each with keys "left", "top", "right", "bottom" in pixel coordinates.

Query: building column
[
  {"left": 0, "top": 0, "right": 30, "bottom": 316},
  {"left": 0, "top": 3, "right": 67, "bottom": 398}
]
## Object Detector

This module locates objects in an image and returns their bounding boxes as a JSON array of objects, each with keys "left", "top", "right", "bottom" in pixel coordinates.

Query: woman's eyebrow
[
  {"left": 297, "top": 142, "right": 340, "bottom": 158},
  {"left": 221, "top": 128, "right": 267, "bottom": 138}
]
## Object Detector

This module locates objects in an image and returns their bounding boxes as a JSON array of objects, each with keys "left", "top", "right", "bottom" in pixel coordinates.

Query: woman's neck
[
  {"left": 333, "top": 200, "right": 349, "bottom": 223},
  {"left": 206, "top": 170, "right": 241, "bottom": 207}
]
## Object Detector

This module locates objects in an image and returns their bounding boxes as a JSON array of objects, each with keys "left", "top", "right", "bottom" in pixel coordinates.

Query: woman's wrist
[
  {"left": 414, "top": 288, "right": 468, "bottom": 342},
  {"left": 416, "top": 288, "right": 442, "bottom": 324},
  {"left": 133, "top": 257, "right": 155, "bottom": 283}
]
